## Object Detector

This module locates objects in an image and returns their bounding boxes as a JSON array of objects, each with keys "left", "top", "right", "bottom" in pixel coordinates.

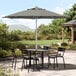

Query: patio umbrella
[{"left": 4, "top": 7, "right": 66, "bottom": 50}]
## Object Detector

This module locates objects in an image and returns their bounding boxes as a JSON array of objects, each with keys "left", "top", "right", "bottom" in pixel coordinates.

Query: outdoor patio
[{"left": 0, "top": 50, "right": 76, "bottom": 76}]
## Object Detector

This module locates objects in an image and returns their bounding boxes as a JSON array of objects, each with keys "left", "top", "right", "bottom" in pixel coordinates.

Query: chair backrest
[
  {"left": 57, "top": 47, "right": 65, "bottom": 56},
  {"left": 43, "top": 46, "right": 51, "bottom": 50}
]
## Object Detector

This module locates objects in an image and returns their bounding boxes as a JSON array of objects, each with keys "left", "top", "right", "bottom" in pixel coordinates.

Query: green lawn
[{"left": 18, "top": 39, "right": 68, "bottom": 45}]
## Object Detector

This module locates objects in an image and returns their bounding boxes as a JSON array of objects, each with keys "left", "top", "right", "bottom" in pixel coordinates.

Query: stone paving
[{"left": 0, "top": 51, "right": 76, "bottom": 76}]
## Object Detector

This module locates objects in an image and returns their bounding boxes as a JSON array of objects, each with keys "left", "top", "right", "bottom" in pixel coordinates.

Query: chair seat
[
  {"left": 23, "top": 55, "right": 39, "bottom": 60},
  {"left": 56, "top": 53, "right": 63, "bottom": 57},
  {"left": 48, "top": 55, "right": 57, "bottom": 58}
]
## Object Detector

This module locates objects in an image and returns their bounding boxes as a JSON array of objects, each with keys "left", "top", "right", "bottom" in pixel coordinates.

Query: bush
[
  {"left": 0, "top": 68, "right": 6, "bottom": 76},
  {"left": 6, "top": 50, "right": 13, "bottom": 57},
  {"left": 0, "top": 49, "right": 13, "bottom": 57},
  {"left": 14, "top": 48, "right": 22, "bottom": 56},
  {"left": 16, "top": 43, "right": 26, "bottom": 50},
  {"left": 70, "top": 44, "right": 76, "bottom": 50},
  {"left": 9, "top": 42, "right": 26, "bottom": 50},
  {"left": 0, "top": 67, "right": 20, "bottom": 76},
  {"left": 0, "top": 49, "right": 7, "bottom": 57},
  {"left": 61, "top": 42, "right": 68, "bottom": 46},
  {"left": 51, "top": 43, "right": 59, "bottom": 49},
  {"left": 0, "top": 41, "right": 11, "bottom": 50}
]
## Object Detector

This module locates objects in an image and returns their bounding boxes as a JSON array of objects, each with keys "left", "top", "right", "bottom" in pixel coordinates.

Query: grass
[{"left": 18, "top": 39, "right": 68, "bottom": 45}]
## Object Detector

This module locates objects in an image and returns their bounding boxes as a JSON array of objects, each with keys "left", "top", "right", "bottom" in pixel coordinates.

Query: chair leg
[
  {"left": 36, "top": 59, "right": 38, "bottom": 68},
  {"left": 63, "top": 57, "right": 65, "bottom": 68},
  {"left": 56, "top": 57, "right": 58, "bottom": 67},
  {"left": 48, "top": 57, "right": 49, "bottom": 68},
  {"left": 48, "top": 57, "right": 52, "bottom": 68},
  {"left": 53, "top": 58, "right": 55, "bottom": 69},
  {"left": 14, "top": 58, "right": 17, "bottom": 70},
  {"left": 12, "top": 57, "right": 14, "bottom": 68},
  {"left": 33, "top": 60, "right": 35, "bottom": 70},
  {"left": 21, "top": 58, "right": 25, "bottom": 69},
  {"left": 27, "top": 59, "right": 39, "bottom": 72},
  {"left": 26, "top": 59, "right": 27, "bottom": 68},
  {"left": 33, "top": 59, "right": 39, "bottom": 70},
  {"left": 27, "top": 60, "right": 30, "bottom": 73}
]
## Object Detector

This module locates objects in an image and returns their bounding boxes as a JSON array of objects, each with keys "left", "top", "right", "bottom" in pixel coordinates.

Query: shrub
[
  {"left": 0, "top": 67, "right": 20, "bottom": 76},
  {"left": 0, "top": 48, "right": 13, "bottom": 57},
  {"left": 6, "top": 50, "right": 13, "bottom": 57},
  {"left": 0, "top": 68, "right": 6, "bottom": 76},
  {"left": 0, "top": 49, "right": 7, "bottom": 57},
  {"left": 70, "top": 44, "right": 76, "bottom": 50},
  {"left": 27, "top": 44, "right": 35, "bottom": 49},
  {"left": 14, "top": 48, "right": 22, "bottom": 56},
  {"left": 0, "top": 41, "right": 11, "bottom": 50},
  {"left": 51, "top": 43, "right": 59, "bottom": 49},
  {"left": 16, "top": 43, "right": 26, "bottom": 50},
  {"left": 61, "top": 42, "right": 68, "bottom": 46},
  {"left": 9, "top": 42, "right": 26, "bottom": 50}
]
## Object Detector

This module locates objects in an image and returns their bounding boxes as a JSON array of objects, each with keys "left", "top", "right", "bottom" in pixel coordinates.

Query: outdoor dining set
[
  {"left": 3, "top": 7, "right": 66, "bottom": 72},
  {"left": 12, "top": 46, "right": 65, "bottom": 72}
]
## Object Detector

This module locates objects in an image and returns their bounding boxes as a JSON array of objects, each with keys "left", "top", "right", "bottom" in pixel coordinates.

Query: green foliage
[
  {"left": 16, "top": 43, "right": 26, "bottom": 50},
  {"left": 51, "top": 43, "right": 59, "bottom": 49},
  {"left": 36, "top": 19, "right": 66, "bottom": 39},
  {"left": 6, "top": 50, "right": 13, "bottom": 57},
  {"left": 61, "top": 42, "right": 68, "bottom": 46},
  {"left": 0, "top": 49, "right": 13, "bottom": 57},
  {"left": 0, "top": 67, "right": 20, "bottom": 76},
  {"left": 0, "top": 49, "right": 7, "bottom": 57},
  {"left": 70, "top": 43, "right": 76, "bottom": 50},
  {"left": 10, "top": 30, "right": 24, "bottom": 41},
  {"left": 38, "top": 24, "right": 51, "bottom": 35},
  {"left": 14, "top": 48, "right": 22, "bottom": 56},
  {"left": 0, "top": 68, "right": 6, "bottom": 76},
  {"left": 10, "top": 31, "right": 35, "bottom": 41},
  {"left": 0, "top": 41, "right": 11, "bottom": 50},
  {"left": 10, "top": 42, "right": 26, "bottom": 50},
  {"left": 64, "top": 4, "right": 76, "bottom": 21},
  {"left": 0, "top": 23, "right": 9, "bottom": 41},
  {"left": 0, "top": 23, "right": 11, "bottom": 49},
  {"left": 24, "top": 32, "right": 35, "bottom": 40},
  {"left": 49, "top": 19, "right": 65, "bottom": 38}
]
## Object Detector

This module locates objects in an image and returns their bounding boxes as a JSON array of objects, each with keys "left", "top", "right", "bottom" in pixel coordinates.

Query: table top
[{"left": 23, "top": 49, "right": 50, "bottom": 52}]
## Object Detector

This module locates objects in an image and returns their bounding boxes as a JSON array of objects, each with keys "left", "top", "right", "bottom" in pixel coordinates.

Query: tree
[
  {"left": 49, "top": 19, "right": 65, "bottom": 38},
  {"left": 0, "top": 23, "right": 9, "bottom": 42},
  {"left": 10, "top": 30, "right": 24, "bottom": 41},
  {"left": 64, "top": 4, "right": 76, "bottom": 21},
  {"left": 0, "top": 23, "right": 10, "bottom": 49},
  {"left": 37, "top": 24, "right": 51, "bottom": 35}
]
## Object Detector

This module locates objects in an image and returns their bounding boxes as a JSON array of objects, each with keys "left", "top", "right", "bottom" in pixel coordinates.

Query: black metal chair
[
  {"left": 48, "top": 47, "right": 65, "bottom": 69},
  {"left": 21, "top": 50, "right": 39, "bottom": 72},
  {"left": 56, "top": 47, "right": 65, "bottom": 68},
  {"left": 12, "top": 49, "right": 22, "bottom": 70},
  {"left": 48, "top": 50, "right": 58, "bottom": 69}
]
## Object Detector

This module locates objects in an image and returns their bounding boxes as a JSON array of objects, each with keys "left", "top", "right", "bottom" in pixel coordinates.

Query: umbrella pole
[{"left": 35, "top": 18, "right": 38, "bottom": 50}]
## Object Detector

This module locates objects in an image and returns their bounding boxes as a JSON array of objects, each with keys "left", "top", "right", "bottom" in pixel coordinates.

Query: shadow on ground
[
  {"left": 0, "top": 61, "right": 76, "bottom": 72},
  {"left": 21, "top": 63, "right": 76, "bottom": 71}
]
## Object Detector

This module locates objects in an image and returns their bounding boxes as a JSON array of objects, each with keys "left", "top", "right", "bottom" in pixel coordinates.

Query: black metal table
[{"left": 24, "top": 49, "right": 49, "bottom": 68}]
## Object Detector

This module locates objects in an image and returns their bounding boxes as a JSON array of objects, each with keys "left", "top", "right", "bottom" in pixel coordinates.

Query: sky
[{"left": 0, "top": 0, "right": 76, "bottom": 29}]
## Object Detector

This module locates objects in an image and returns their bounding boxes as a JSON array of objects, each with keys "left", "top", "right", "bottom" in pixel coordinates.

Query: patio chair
[
  {"left": 48, "top": 49, "right": 58, "bottom": 69},
  {"left": 12, "top": 49, "right": 22, "bottom": 70},
  {"left": 21, "top": 50, "right": 39, "bottom": 71},
  {"left": 48, "top": 47, "right": 65, "bottom": 69},
  {"left": 56, "top": 47, "right": 65, "bottom": 68}
]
